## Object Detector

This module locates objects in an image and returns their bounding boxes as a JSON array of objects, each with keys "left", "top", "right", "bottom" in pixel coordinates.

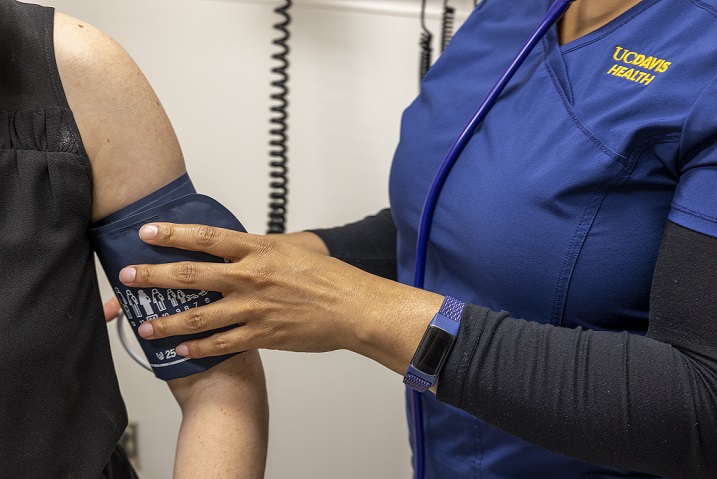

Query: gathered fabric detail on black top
[{"left": 0, "top": 107, "right": 81, "bottom": 153}]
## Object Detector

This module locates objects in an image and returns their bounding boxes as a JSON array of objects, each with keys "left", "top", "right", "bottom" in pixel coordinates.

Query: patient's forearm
[{"left": 169, "top": 351, "right": 268, "bottom": 479}]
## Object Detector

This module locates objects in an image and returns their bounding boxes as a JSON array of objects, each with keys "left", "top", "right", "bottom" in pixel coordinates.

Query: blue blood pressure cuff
[{"left": 90, "top": 173, "right": 245, "bottom": 381}]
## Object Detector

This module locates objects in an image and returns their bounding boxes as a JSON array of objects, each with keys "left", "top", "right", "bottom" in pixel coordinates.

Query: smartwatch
[{"left": 404, "top": 295, "right": 465, "bottom": 392}]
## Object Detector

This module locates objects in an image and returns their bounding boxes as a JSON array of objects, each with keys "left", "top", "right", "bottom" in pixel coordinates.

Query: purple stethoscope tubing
[{"left": 409, "top": 0, "right": 577, "bottom": 477}]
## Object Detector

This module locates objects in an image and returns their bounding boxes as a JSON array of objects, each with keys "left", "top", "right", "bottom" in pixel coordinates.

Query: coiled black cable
[
  {"left": 267, "top": 0, "right": 292, "bottom": 234},
  {"left": 441, "top": 0, "right": 455, "bottom": 52},
  {"left": 419, "top": 0, "right": 433, "bottom": 81}
]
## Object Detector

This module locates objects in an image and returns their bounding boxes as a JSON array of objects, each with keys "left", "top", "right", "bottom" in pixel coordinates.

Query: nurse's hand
[
  {"left": 118, "top": 223, "right": 443, "bottom": 375},
  {"left": 103, "top": 297, "right": 121, "bottom": 322}
]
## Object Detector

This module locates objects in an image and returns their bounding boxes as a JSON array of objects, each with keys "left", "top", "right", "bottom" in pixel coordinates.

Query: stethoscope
[{"left": 410, "top": 0, "right": 577, "bottom": 477}]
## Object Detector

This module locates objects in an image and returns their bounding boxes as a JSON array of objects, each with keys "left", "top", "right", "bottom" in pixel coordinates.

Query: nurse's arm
[{"left": 54, "top": 12, "right": 268, "bottom": 477}]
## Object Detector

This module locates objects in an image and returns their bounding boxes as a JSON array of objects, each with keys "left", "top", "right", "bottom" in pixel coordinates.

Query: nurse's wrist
[{"left": 347, "top": 280, "right": 444, "bottom": 376}]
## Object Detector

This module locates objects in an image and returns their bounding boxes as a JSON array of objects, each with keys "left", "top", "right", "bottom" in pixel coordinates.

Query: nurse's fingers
[
  {"left": 138, "top": 300, "right": 237, "bottom": 339},
  {"left": 103, "top": 297, "right": 121, "bottom": 322},
  {"left": 119, "top": 261, "right": 232, "bottom": 292},
  {"left": 137, "top": 223, "right": 259, "bottom": 261},
  {"left": 175, "top": 326, "right": 255, "bottom": 358}
]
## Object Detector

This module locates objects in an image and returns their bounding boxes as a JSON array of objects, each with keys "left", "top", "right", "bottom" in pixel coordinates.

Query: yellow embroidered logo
[{"left": 607, "top": 46, "right": 672, "bottom": 86}]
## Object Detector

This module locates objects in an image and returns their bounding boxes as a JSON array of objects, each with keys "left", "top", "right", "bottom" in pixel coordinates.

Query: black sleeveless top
[{"left": 0, "top": 1, "right": 136, "bottom": 477}]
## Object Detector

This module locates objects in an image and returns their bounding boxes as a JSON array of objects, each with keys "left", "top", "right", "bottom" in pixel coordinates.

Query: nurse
[{"left": 118, "top": 0, "right": 717, "bottom": 477}]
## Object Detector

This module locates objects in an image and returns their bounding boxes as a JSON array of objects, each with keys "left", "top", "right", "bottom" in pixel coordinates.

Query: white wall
[{"left": 46, "top": 0, "right": 471, "bottom": 477}]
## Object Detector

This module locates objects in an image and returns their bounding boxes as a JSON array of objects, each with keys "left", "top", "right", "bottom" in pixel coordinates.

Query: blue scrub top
[{"left": 389, "top": 0, "right": 717, "bottom": 477}]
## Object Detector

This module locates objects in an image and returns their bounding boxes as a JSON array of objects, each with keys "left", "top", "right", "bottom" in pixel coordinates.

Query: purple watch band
[
  {"left": 404, "top": 373, "right": 433, "bottom": 392},
  {"left": 438, "top": 295, "right": 465, "bottom": 322},
  {"left": 404, "top": 295, "right": 465, "bottom": 392}
]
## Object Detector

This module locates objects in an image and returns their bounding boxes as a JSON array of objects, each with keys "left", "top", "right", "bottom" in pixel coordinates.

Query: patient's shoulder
[{"left": 53, "top": 12, "right": 185, "bottom": 222}]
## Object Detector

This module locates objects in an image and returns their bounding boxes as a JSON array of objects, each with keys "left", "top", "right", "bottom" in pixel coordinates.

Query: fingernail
[
  {"left": 176, "top": 344, "right": 189, "bottom": 356},
  {"left": 140, "top": 224, "right": 159, "bottom": 240},
  {"left": 138, "top": 322, "right": 154, "bottom": 338},
  {"left": 119, "top": 267, "right": 136, "bottom": 283}
]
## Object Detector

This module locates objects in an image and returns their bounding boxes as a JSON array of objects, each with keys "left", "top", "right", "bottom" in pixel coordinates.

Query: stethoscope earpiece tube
[{"left": 409, "top": 1, "right": 577, "bottom": 477}]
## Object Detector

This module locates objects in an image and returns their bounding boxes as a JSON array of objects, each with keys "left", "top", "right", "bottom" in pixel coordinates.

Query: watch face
[{"left": 412, "top": 326, "right": 456, "bottom": 376}]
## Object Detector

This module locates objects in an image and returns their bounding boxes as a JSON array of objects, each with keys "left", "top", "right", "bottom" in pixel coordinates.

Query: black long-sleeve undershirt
[
  {"left": 309, "top": 208, "right": 397, "bottom": 280},
  {"left": 313, "top": 211, "right": 717, "bottom": 479}
]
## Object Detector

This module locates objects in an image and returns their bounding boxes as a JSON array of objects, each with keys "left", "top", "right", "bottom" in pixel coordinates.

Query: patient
[{"left": 0, "top": 1, "right": 267, "bottom": 477}]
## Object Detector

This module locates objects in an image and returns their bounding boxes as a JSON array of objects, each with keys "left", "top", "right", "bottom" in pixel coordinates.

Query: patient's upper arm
[{"left": 53, "top": 11, "right": 186, "bottom": 222}]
